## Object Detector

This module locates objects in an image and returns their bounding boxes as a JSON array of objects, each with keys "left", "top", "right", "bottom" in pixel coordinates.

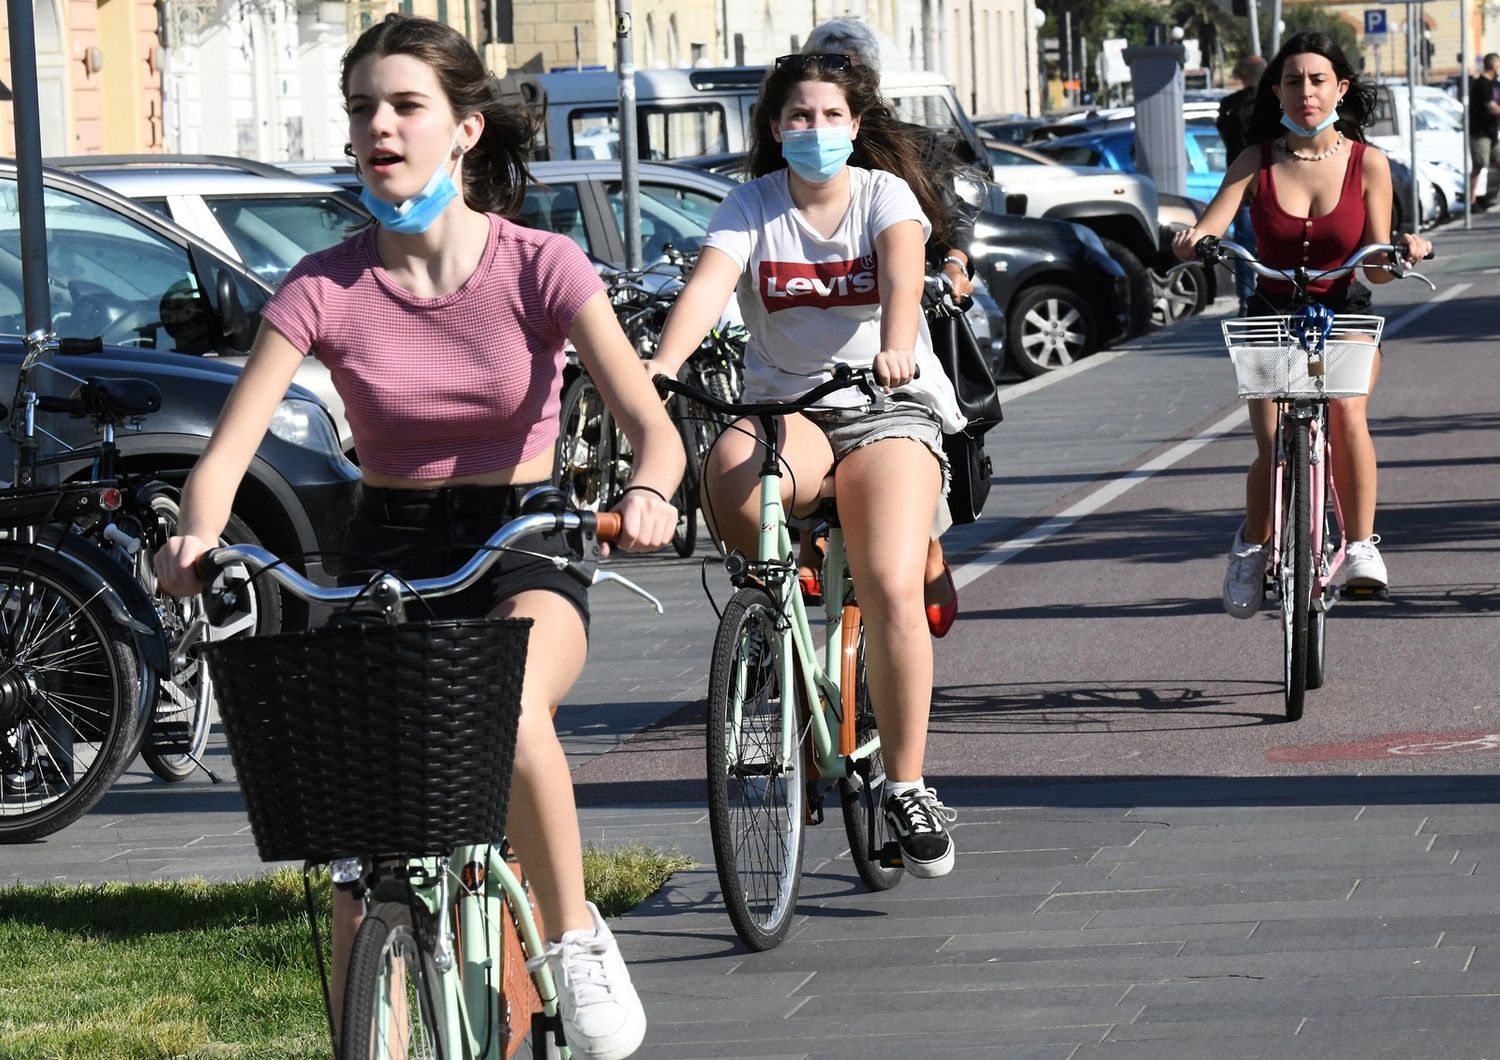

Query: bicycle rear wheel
[
  {"left": 0, "top": 543, "right": 143, "bottom": 842},
  {"left": 341, "top": 900, "right": 454, "bottom": 1060},
  {"left": 554, "top": 374, "right": 611, "bottom": 511},
  {"left": 706, "top": 586, "right": 805, "bottom": 951},
  {"left": 1281, "top": 422, "right": 1312, "bottom": 721},
  {"left": 837, "top": 606, "right": 903, "bottom": 892},
  {"left": 1305, "top": 435, "right": 1334, "bottom": 692}
]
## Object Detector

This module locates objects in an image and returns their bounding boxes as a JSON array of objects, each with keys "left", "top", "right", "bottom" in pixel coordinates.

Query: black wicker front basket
[{"left": 200, "top": 617, "right": 531, "bottom": 864}]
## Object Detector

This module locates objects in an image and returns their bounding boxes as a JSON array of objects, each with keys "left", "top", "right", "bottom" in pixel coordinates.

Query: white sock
[{"left": 887, "top": 778, "right": 925, "bottom": 798}]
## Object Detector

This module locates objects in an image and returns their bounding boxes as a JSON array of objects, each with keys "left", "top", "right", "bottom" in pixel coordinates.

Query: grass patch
[{"left": 1, "top": 845, "right": 690, "bottom": 1059}]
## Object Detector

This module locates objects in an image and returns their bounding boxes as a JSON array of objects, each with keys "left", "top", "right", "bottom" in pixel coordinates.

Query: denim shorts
[
  {"left": 338, "top": 482, "right": 589, "bottom": 631},
  {"left": 803, "top": 400, "right": 952, "bottom": 535}
]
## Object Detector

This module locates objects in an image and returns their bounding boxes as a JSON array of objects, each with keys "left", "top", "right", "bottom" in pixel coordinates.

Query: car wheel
[
  {"left": 1100, "top": 239, "right": 1154, "bottom": 336},
  {"left": 1150, "top": 262, "right": 1208, "bottom": 328},
  {"left": 1006, "top": 284, "right": 1098, "bottom": 378}
]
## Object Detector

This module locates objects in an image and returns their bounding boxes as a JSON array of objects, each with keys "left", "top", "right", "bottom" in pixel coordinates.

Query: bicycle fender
[{"left": 43, "top": 531, "right": 171, "bottom": 675}]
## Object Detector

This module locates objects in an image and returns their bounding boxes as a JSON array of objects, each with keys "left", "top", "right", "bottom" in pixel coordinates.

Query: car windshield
[
  {"left": 0, "top": 179, "right": 218, "bottom": 352},
  {"left": 204, "top": 194, "right": 364, "bottom": 284},
  {"left": 605, "top": 181, "right": 714, "bottom": 260}
]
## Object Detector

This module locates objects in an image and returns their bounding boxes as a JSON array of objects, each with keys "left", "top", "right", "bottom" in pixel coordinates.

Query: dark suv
[{"left": 0, "top": 161, "right": 359, "bottom": 621}]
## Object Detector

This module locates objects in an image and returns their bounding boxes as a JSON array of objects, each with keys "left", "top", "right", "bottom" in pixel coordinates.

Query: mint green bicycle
[
  {"left": 655, "top": 367, "right": 904, "bottom": 951},
  {"left": 196, "top": 498, "right": 660, "bottom": 1059}
]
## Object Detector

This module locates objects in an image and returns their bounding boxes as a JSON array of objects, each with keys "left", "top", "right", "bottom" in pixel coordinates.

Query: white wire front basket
[{"left": 1221, "top": 314, "right": 1385, "bottom": 399}]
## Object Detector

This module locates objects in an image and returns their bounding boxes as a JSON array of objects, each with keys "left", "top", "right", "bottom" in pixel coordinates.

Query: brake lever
[
  {"left": 1405, "top": 271, "right": 1437, "bottom": 291},
  {"left": 591, "top": 569, "right": 665, "bottom": 614}
]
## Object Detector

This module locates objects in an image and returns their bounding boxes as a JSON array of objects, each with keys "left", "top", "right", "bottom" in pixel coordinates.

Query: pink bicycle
[{"left": 1197, "top": 236, "right": 1433, "bottom": 720}]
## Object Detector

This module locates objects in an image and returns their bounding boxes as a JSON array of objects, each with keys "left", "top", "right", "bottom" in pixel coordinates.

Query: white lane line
[{"left": 952, "top": 285, "right": 1468, "bottom": 591}]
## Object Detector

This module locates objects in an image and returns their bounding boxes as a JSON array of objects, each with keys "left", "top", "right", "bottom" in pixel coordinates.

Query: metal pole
[
  {"left": 969, "top": 0, "right": 979, "bottom": 114},
  {"left": 1247, "top": 0, "right": 1262, "bottom": 64},
  {"left": 1268, "top": 0, "right": 1282, "bottom": 56},
  {"left": 8, "top": 0, "right": 62, "bottom": 484},
  {"left": 615, "top": 0, "right": 643, "bottom": 269},
  {"left": 1406, "top": 2, "right": 1420, "bottom": 231},
  {"left": 8, "top": 0, "right": 51, "bottom": 335},
  {"left": 1461, "top": 0, "right": 1472, "bottom": 229}
]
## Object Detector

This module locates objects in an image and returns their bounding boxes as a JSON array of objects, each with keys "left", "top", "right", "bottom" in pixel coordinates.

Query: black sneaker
[{"left": 883, "top": 787, "right": 957, "bottom": 878}]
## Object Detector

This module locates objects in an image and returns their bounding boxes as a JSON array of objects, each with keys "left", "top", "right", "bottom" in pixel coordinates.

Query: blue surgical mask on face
[
  {"left": 360, "top": 133, "right": 462, "bottom": 234},
  {"left": 1280, "top": 105, "right": 1341, "bottom": 139},
  {"left": 780, "top": 126, "right": 855, "bottom": 183}
]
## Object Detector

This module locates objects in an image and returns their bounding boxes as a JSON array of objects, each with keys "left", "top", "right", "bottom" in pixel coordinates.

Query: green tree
[
  {"left": 1221, "top": 0, "right": 1361, "bottom": 73},
  {"left": 1171, "top": 0, "right": 1236, "bottom": 84}
]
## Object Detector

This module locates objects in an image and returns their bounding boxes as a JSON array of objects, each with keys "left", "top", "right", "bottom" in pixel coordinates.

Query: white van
[{"left": 500, "top": 66, "right": 987, "bottom": 166}]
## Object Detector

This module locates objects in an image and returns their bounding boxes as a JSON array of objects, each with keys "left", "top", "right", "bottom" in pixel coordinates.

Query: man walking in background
[
  {"left": 1469, "top": 53, "right": 1500, "bottom": 211},
  {"left": 1217, "top": 55, "right": 1267, "bottom": 315}
]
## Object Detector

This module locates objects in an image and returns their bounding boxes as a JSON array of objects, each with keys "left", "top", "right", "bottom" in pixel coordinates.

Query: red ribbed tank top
[{"left": 1250, "top": 139, "right": 1367, "bottom": 298}]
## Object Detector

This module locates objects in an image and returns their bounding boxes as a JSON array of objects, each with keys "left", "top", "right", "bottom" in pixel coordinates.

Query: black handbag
[
  {"left": 928, "top": 309, "right": 1002, "bottom": 432},
  {"left": 928, "top": 305, "right": 1001, "bottom": 524}
]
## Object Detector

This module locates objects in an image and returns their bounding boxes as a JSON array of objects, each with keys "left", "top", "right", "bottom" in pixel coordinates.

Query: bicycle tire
[
  {"left": 1282, "top": 422, "right": 1312, "bottom": 721},
  {"left": 553, "top": 374, "right": 611, "bottom": 512},
  {"left": 139, "top": 496, "right": 280, "bottom": 782},
  {"left": 1306, "top": 443, "right": 1333, "bottom": 692},
  {"left": 670, "top": 414, "right": 700, "bottom": 558},
  {"left": 0, "top": 543, "right": 143, "bottom": 842},
  {"left": 837, "top": 606, "right": 904, "bottom": 892},
  {"left": 706, "top": 586, "right": 805, "bottom": 951},
  {"left": 341, "top": 900, "right": 457, "bottom": 1060}
]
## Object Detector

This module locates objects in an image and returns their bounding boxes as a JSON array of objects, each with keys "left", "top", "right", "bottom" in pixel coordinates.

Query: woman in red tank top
[{"left": 1173, "top": 31, "right": 1431, "bottom": 617}]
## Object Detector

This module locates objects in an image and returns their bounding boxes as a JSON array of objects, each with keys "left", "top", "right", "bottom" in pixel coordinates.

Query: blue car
[{"left": 1035, "top": 124, "right": 1230, "bottom": 203}]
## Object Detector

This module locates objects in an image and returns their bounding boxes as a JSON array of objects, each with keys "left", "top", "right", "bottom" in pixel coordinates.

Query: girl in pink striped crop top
[{"left": 155, "top": 17, "right": 682, "bottom": 1057}]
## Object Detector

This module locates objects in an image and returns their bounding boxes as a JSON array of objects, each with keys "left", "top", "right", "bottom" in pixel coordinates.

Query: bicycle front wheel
[
  {"left": 837, "top": 606, "right": 903, "bottom": 892},
  {"left": 0, "top": 544, "right": 143, "bottom": 842},
  {"left": 706, "top": 586, "right": 805, "bottom": 951},
  {"left": 341, "top": 901, "right": 454, "bottom": 1060},
  {"left": 1281, "top": 422, "right": 1312, "bottom": 721}
]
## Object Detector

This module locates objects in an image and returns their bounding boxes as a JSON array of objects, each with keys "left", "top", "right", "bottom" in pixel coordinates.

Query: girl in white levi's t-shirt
[{"left": 646, "top": 56, "right": 964, "bottom": 880}]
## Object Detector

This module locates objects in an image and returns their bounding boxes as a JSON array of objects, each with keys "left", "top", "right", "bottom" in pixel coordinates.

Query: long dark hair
[
  {"left": 340, "top": 14, "right": 535, "bottom": 218},
  {"left": 747, "top": 60, "right": 952, "bottom": 246},
  {"left": 1245, "top": 30, "right": 1378, "bottom": 146}
]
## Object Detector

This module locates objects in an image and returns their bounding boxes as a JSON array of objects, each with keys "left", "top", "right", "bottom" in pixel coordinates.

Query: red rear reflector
[{"left": 98, "top": 488, "right": 123, "bottom": 511}]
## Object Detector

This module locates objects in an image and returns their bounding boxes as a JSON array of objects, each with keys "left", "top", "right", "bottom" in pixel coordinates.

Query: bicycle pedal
[
  {"left": 1340, "top": 583, "right": 1390, "bottom": 601},
  {"left": 147, "top": 720, "right": 193, "bottom": 754},
  {"left": 877, "top": 841, "right": 904, "bottom": 869},
  {"left": 532, "top": 1010, "right": 567, "bottom": 1047}
]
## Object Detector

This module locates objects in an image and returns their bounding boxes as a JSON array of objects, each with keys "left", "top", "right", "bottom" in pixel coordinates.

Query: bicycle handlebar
[
  {"left": 1195, "top": 236, "right": 1436, "bottom": 288},
  {"left": 654, "top": 364, "right": 888, "bottom": 419},
  {"left": 193, "top": 508, "right": 662, "bottom": 614}
]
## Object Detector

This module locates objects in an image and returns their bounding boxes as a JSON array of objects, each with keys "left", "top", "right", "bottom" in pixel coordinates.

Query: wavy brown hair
[
  {"left": 340, "top": 14, "right": 534, "bottom": 218},
  {"left": 747, "top": 60, "right": 952, "bottom": 246}
]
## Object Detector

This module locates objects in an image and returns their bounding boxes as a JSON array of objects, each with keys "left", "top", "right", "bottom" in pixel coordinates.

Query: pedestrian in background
[
  {"left": 1217, "top": 55, "right": 1268, "bottom": 315},
  {"left": 1468, "top": 53, "right": 1500, "bottom": 211}
]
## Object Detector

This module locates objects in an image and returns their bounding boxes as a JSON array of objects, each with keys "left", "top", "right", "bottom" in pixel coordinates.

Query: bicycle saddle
[{"left": 39, "top": 377, "right": 162, "bottom": 421}]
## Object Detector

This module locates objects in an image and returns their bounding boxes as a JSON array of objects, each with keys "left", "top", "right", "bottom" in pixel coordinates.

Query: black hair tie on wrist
[{"left": 620, "top": 484, "right": 670, "bottom": 504}]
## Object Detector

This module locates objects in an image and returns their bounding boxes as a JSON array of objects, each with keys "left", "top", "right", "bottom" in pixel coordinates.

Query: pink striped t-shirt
[{"left": 263, "top": 213, "right": 603, "bottom": 478}]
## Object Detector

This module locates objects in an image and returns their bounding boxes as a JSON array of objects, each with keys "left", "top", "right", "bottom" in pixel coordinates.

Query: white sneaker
[
  {"left": 527, "top": 901, "right": 647, "bottom": 1060},
  {"left": 1344, "top": 535, "right": 1388, "bottom": 588},
  {"left": 1222, "top": 525, "right": 1269, "bottom": 619}
]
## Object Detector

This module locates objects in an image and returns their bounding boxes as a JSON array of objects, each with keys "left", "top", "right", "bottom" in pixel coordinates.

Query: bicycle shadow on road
[{"left": 929, "top": 679, "right": 1283, "bottom": 733}]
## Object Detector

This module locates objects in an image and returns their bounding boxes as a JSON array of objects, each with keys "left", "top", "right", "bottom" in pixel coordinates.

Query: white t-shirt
[{"left": 702, "top": 166, "right": 964, "bottom": 432}]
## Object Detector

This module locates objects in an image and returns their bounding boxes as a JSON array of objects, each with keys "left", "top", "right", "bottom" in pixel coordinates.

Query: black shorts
[
  {"left": 338, "top": 482, "right": 590, "bottom": 632},
  {"left": 1250, "top": 278, "right": 1373, "bottom": 315}
]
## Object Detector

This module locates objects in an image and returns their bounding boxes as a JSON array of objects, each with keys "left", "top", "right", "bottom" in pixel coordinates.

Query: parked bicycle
[
  {"left": 195, "top": 492, "right": 662, "bottom": 1060},
  {"left": 555, "top": 256, "right": 745, "bottom": 558},
  {"left": 0, "top": 330, "right": 265, "bottom": 840},
  {"left": 1197, "top": 236, "right": 1434, "bottom": 719},
  {"left": 652, "top": 366, "right": 906, "bottom": 951}
]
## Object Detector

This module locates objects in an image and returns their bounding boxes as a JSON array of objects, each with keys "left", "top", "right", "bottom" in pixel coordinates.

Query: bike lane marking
[
  {"left": 1267, "top": 729, "right": 1500, "bottom": 763},
  {"left": 953, "top": 282, "right": 1472, "bottom": 593}
]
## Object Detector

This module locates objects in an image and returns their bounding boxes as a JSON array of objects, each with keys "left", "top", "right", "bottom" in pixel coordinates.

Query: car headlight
[
  {"left": 268, "top": 397, "right": 343, "bottom": 454},
  {"left": 1070, "top": 222, "right": 1108, "bottom": 256}
]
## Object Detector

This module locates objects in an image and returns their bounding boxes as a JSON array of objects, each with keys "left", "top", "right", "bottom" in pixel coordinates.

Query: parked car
[
  {"left": 1031, "top": 124, "right": 1228, "bottom": 204},
  {"left": 46, "top": 154, "right": 367, "bottom": 286},
  {"left": 0, "top": 161, "right": 359, "bottom": 622}
]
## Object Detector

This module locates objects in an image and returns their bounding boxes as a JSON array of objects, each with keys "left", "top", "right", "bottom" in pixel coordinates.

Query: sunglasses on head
[{"left": 773, "top": 53, "right": 853, "bottom": 74}]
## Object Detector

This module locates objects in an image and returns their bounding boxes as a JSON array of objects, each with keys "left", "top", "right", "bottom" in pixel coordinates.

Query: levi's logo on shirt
[{"left": 758, "top": 254, "right": 880, "bottom": 313}]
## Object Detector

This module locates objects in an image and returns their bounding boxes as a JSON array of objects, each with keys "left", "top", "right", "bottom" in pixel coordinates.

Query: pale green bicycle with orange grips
[
  {"left": 195, "top": 497, "right": 661, "bottom": 1060},
  {"left": 654, "top": 366, "right": 905, "bottom": 952}
]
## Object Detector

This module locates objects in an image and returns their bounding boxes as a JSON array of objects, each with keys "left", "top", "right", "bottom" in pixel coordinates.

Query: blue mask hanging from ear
[
  {"left": 360, "top": 133, "right": 462, "bottom": 234},
  {"left": 1280, "top": 99, "right": 1342, "bottom": 139}
]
